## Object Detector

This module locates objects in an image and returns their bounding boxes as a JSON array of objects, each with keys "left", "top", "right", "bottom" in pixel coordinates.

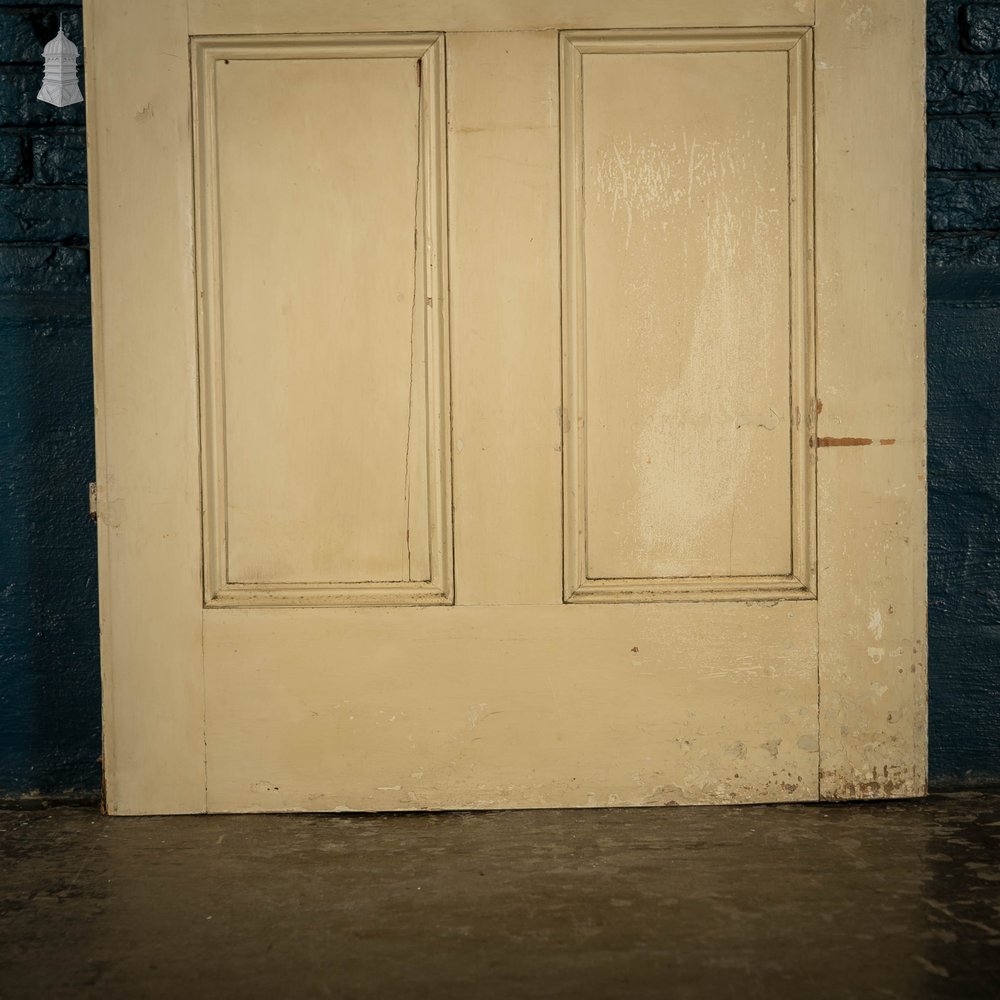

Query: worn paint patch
[
  {"left": 821, "top": 762, "right": 924, "bottom": 801},
  {"left": 589, "top": 118, "right": 789, "bottom": 574},
  {"left": 868, "top": 607, "right": 884, "bottom": 641},
  {"left": 843, "top": 4, "right": 875, "bottom": 36}
]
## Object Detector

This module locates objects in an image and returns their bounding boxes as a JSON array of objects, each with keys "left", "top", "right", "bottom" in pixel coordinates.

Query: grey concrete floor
[{"left": 1, "top": 792, "right": 999, "bottom": 999}]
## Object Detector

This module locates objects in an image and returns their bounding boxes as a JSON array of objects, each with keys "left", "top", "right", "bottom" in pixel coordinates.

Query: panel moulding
[
  {"left": 560, "top": 27, "right": 817, "bottom": 604},
  {"left": 192, "top": 33, "right": 453, "bottom": 607}
]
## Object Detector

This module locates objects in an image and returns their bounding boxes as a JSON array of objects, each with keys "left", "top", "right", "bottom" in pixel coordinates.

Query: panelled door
[{"left": 85, "top": 0, "right": 926, "bottom": 814}]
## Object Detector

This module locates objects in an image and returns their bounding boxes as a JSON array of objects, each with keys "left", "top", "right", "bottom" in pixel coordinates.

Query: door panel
[
  {"left": 561, "top": 29, "right": 815, "bottom": 602},
  {"left": 85, "top": 0, "right": 926, "bottom": 814},
  {"left": 194, "top": 35, "right": 453, "bottom": 606},
  {"left": 203, "top": 603, "right": 819, "bottom": 812}
]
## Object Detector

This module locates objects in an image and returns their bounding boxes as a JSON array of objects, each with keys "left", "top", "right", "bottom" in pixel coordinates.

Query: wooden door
[{"left": 84, "top": 0, "right": 927, "bottom": 815}]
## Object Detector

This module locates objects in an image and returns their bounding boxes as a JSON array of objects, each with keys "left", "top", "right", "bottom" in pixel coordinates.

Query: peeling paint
[
  {"left": 589, "top": 120, "right": 787, "bottom": 572},
  {"left": 844, "top": 4, "right": 875, "bottom": 35},
  {"left": 868, "top": 607, "right": 884, "bottom": 641},
  {"left": 821, "top": 762, "right": 923, "bottom": 801}
]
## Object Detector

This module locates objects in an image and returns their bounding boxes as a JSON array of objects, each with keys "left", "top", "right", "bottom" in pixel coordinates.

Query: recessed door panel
[
  {"left": 562, "top": 30, "right": 815, "bottom": 603},
  {"left": 193, "top": 35, "right": 453, "bottom": 607}
]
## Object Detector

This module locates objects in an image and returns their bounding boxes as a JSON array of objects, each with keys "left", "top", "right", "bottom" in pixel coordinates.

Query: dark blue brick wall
[
  {"left": 0, "top": 2, "right": 997, "bottom": 798},
  {"left": 963, "top": 2, "right": 1000, "bottom": 51},
  {"left": 927, "top": 1, "right": 1000, "bottom": 786},
  {"left": 0, "top": 0, "right": 99, "bottom": 799}
]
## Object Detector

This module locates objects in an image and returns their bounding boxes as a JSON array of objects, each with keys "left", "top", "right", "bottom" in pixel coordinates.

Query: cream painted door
[{"left": 85, "top": 0, "right": 927, "bottom": 814}]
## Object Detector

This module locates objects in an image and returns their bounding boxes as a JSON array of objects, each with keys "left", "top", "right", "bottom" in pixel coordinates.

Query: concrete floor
[{"left": 1, "top": 792, "right": 999, "bottom": 999}]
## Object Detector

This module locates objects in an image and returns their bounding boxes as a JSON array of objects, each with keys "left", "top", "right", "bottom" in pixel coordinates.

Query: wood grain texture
[
  {"left": 447, "top": 31, "right": 563, "bottom": 607},
  {"left": 561, "top": 29, "right": 816, "bottom": 603},
  {"left": 204, "top": 602, "right": 819, "bottom": 811},
  {"left": 84, "top": 0, "right": 206, "bottom": 814},
  {"left": 188, "top": 0, "right": 816, "bottom": 35},
  {"left": 814, "top": 0, "right": 928, "bottom": 799}
]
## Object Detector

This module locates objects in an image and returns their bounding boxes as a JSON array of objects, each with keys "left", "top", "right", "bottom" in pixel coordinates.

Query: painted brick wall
[
  {"left": 0, "top": 2, "right": 997, "bottom": 797},
  {"left": 0, "top": 0, "right": 99, "bottom": 799},
  {"left": 927, "top": 1, "right": 1000, "bottom": 785}
]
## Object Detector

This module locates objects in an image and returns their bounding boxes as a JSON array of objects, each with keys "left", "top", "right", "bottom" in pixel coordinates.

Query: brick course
[
  {"left": 962, "top": 3, "right": 1000, "bottom": 52},
  {"left": 32, "top": 131, "right": 86, "bottom": 184},
  {"left": 927, "top": 2, "right": 1000, "bottom": 297},
  {"left": 927, "top": 116, "right": 1000, "bottom": 170},
  {"left": 928, "top": 176, "right": 1000, "bottom": 232}
]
